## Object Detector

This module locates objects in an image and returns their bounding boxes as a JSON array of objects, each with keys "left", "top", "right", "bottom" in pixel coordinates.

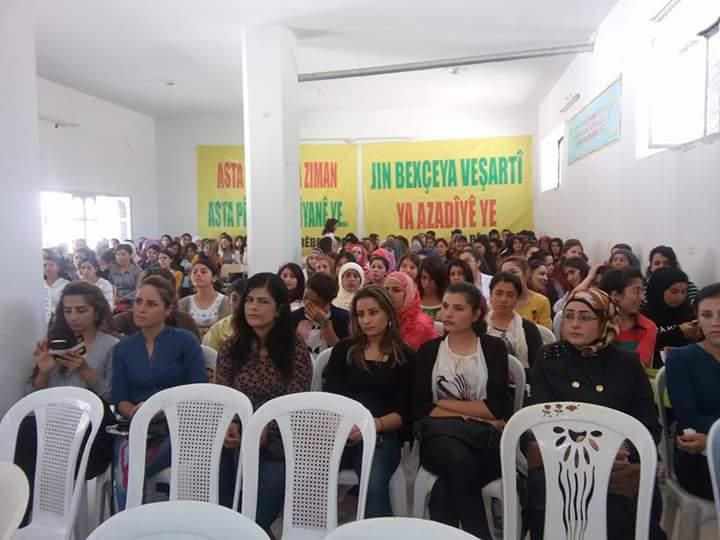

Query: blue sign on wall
[{"left": 568, "top": 77, "right": 622, "bottom": 164}]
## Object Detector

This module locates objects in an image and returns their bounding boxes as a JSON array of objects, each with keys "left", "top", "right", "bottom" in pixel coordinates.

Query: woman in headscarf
[
  {"left": 383, "top": 271, "right": 436, "bottom": 350},
  {"left": 333, "top": 262, "right": 365, "bottom": 311},
  {"left": 372, "top": 247, "right": 396, "bottom": 273},
  {"left": 524, "top": 288, "right": 666, "bottom": 540},
  {"left": 609, "top": 248, "right": 641, "bottom": 270},
  {"left": 645, "top": 245, "right": 700, "bottom": 304},
  {"left": 642, "top": 267, "right": 699, "bottom": 366},
  {"left": 304, "top": 248, "right": 323, "bottom": 280},
  {"left": 348, "top": 243, "right": 369, "bottom": 272}
]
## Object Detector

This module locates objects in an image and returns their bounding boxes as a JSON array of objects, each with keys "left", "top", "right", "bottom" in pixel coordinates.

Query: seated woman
[
  {"left": 447, "top": 259, "right": 474, "bottom": 286},
  {"left": 642, "top": 267, "right": 699, "bottom": 366},
  {"left": 368, "top": 255, "right": 390, "bottom": 286},
  {"left": 458, "top": 247, "right": 492, "bottom": 299},
  {"left": 610, "top": 248, "right": 641, "bottom": 270},
  {"left": 486, "top": 272, "right": 542, "bottom": 369},
  {"left": 292, "top": 272, "right": 349, "bottom": 355},
  {"left": 384, "top": 271, "right": 437, "bottom": 350},
  {"left": 108, "top": 243, "right": 143, "bottom": 312},
  {"left": 347, "top": 243, "right": 369, "bottom": 273},
  {"left": 278, "top": 262, "right": 305, "bottom": 311},
  {"left": 216, "top": 273, "right": 312, "bottom": 532},
  {"left": 16, "top": 281, "right": 118, "bottom": 523},
  {"left": 202, "top": 278, "right": 245, "bottom": 353},
  {"left": 157, "top": 249, "right": 183, "bottom": 293},
  {"left": 112, "top": 269, "right": 201, "bottom": 339},
  {"left": 553, "top": 256, "right": 590, "bottom": 313},
  {"left": 501, "top": 257, "right": 552, "bottom": 329},
  {"left": 324, "top": 286, "right": 415, "bottom": 517},
  {"left": 418, "top": 256, "right": 449, "bottom": 321},
  {"left": 525, "top": 288, "right": 665, "bottom": 540},
  {"left": 413, "top": 283, "right": 511, "bottom": 539},
  {"left": 646, "top": 245, "right": 700, "bottom": 304},
  {"left": 332, "top": 262, "right": 365, "bottom": 311},
  {"left": 78, "top": 257, "right": 115, "bottom": 311},
  {"left": 434, "top": 238, "right": 450, "bottom": 264},
  {"left": 527, "top": 257, "right": 559, "bottom": 311},
  {"left": 43, "top": 251, "right": 70, "bottom": 322},
  {"left": 112, "top": 276, "right": 207, "bottom": 509},
  {"left": 314, "top": 255, "right": 335, "bottom": 276},
  {"left": 666, "top": 283, "right": 720, "bottom": 501},
  {"left": 600, "top": 268, "right": 658, "bottom": 368},
  {"left": 303, "top": 247, "right": 323, "bottom": 280},
  {"left": 333, "top": 251, "right": 357, "bottom": 278},
  {"left": 398, "top": 253, "right": 421, "bottom": 281},
  {"left": 178, "top": 258, "right": 232, "bottom": 337}
]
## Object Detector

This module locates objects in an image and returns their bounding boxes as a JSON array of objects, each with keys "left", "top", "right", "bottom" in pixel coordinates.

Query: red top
[{"left": 615, "top": 314, "right": 658, "bottom": 368}]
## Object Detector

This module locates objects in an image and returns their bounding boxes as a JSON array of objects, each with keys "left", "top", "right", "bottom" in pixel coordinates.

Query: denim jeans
[
  {"left": 340, "top": 431, "right": 401, "bottom": 518},
  {"left": 219, "top": 447, "right": 286, "bottom": 532}
]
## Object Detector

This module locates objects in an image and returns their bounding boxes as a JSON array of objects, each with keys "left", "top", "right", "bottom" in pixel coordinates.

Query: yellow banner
[
  {"left": 197, "top": 145, "right": 246, "bottom": 237},
  {"left": 362, "top": 136, "right": 533, "bottom": 237},
  {"left": 299, "top": 144, "right": 357, "bottom": 252},
  {"left": 197, "top": 145, "right": 357, "bottom": 249}
]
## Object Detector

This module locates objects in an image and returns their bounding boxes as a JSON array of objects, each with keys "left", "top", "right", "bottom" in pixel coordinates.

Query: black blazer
[{"left": 412, "top": 335, "right": 512, "bottom": 422}]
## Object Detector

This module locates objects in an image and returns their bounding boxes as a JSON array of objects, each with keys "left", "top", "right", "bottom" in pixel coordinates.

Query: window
[
  {"left": 41, "top": 191, "right": 132, "bottom": 249},
  {"left": 649, "top": 0, "right": 720, "bottom": 147},
  {"left": 540, "top": 123, "right": 565, "bottom": 192}
]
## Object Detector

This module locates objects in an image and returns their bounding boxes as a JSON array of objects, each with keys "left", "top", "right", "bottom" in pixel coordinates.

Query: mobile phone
[{"left": 48, "top": 335, "right": 86, "bottom": 357}]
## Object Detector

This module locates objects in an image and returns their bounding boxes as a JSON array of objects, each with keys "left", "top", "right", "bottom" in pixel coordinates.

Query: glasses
[{"left": 563, "top": 312, "right": 599, "bottom": 323}]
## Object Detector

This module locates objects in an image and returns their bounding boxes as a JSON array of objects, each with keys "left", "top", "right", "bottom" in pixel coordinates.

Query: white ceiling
[{"left": 33, "top": 0, "right": 618, "bottom": 117}]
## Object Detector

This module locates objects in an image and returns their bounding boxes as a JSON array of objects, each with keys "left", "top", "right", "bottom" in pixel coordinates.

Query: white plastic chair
[
  {"left": 126, "top": 384, "right": 253, "bottom": 509},
  {"left": 0, "top": 387, "right": 104, "bottom": 540},
  {"left": 501, "top": 402, "right": 658, "bottom": 540},
  {"left": 707, "top": 418, "right": 720, "bottom": 534},
  {"left": 537, "top": 324, "right": 556, "bottom": 346},
  {"left": 411, "top": 354, "right": 525, "bottom": 527},
  {"left": 241, "top": 392, "right": 376, "bottom": 539},
  {"left": 552, "top": 311, "right": 563, "bottom": 340},
  {"left": 201, "top": 345, "right": 218, "bottom": 373},
  {"left": 0, "top": 463, "right": 29, "bottom": 540},
  {"left": 311, "top": 348, "right": 333, "bottom": 392},
  {"left": 654, "top": 368, "right": 715, "bottom": 538},
  {"left": 86, "top": 500, "right": 269, "bottom": 540},
  {"left": 323, "top": 517, "right": 479, "bottom": 540}
]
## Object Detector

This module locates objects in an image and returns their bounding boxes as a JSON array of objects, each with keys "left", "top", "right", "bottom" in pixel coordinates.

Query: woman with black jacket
[{"left": 413, "top": 282, "right": 511, "bottom": 538}]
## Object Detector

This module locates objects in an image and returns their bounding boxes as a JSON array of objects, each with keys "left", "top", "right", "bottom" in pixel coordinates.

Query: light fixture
[{"left": 560, "top": 93, "right": 580, "bottom": 113}]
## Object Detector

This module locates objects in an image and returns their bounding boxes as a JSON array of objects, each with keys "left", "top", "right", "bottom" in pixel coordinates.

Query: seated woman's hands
[
  {"left": 676, "top": 431, "right": 707, "bottom": 454},
  {"left": 33, "top": 340, "right": 57, "bottom": 373}
]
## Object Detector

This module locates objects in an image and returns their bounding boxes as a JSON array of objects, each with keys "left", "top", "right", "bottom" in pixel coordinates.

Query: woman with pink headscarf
[
  {"left": 384, "top": 271, "right": 437, "bottom": 351},
  {"left": 372, "top": 248, "right": 396, "bottom": 273}
]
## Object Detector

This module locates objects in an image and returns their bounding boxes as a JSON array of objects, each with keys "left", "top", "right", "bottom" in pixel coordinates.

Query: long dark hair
[
  {"left": 347, "top": 286, "right": 407, "bottom": 370},
  {"left": 48, "top": 280, "right": 113, "bottom": 340},
  {"left": 418, "top": 256, "right": 448, "bottom": 299},
  {"left": 230, "top": 273, "right": 294, "bottom": 379},
  {"left": 278, "top": 262, "right": 305, "bottom": 303},
  {"left": 448, "top": 259, "right": 474, "bottom": 284},
  {"left": 445, "top": 282, "right": 488, "bottom": 336}
]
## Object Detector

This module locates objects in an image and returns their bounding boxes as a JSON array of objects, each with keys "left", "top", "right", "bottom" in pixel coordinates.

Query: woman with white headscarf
[{"left": 333, "top": 262, "right": 365, "bottom": 311}]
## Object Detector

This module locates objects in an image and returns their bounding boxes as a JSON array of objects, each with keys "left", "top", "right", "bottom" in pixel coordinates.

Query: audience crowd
[{"left": 32, "top": 224, "right": 720, "bottom": 539}]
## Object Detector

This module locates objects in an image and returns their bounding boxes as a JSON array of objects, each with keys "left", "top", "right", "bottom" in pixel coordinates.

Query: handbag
[{"left": 414, "top": 416, "right": 500, "bottom": 451}]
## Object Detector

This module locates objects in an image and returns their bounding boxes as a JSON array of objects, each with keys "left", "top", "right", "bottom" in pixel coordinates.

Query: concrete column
[
  {"left": 242, "top": 26, "right": 301, "bottom": 273},
  {"left": 0, "top": 0, "right": 45, "bottom": 414}
]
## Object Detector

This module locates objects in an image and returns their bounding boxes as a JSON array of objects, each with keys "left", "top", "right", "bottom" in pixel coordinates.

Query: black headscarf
[{"left": 643, "top": 267, "right": 694, "bottom": 327}]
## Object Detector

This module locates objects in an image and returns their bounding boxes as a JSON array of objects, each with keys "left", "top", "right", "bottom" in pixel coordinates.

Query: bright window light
[
  {"left": 541, "top": 123, "right": 565, "bottom": 192},
  {"left": 649, "top": 0, "right": 720, "bottom": 147},
  {"left": 41, "top": 191, "right": 132, "bottom": 249}
]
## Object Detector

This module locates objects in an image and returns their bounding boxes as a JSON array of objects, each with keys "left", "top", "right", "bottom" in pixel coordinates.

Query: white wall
[
  {"left": 0, "top": 1, "right": 45, "bottom": 415},
  {"left": 535, "top": 0, "right": 720, "bottom": 286},
  {"left": 156, "top": 106, "right": 536, "bottom": 236},
  {"left": 38, "top": 78, "right": 159, "bottom": 239}
]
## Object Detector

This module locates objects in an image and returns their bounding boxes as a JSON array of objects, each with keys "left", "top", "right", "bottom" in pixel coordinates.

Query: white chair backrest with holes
[
  {"left": 0, "top": 387, "right": 103, "bottom": 539},
  {"left": 86, "top": 500, "right": 269, "bottom": 540},
  {"left": 241, "top": 392, "right": 376, "bottom": 539},
  {"left": 201, "top": 345, "right": 218, "bottom": 373},
  {"left": 0, "top": 463, "right": 29, "bottom": 540},
  {"left": 324, "top": 517, "right": 479, "bottom": 540},
  {"left": 507, "top": 354, "right": 526, "bottom": 413},
  {"left": 552, "top": 311, "right": 563, "bottom": 340},
  {"left": 708, "top": 419, "right": 720, "bottom": 527},
  {"left": 126, "top": 384, "right": 253, "bottom": 509},
  {"left": 653, "top": 368, "right": 675, "bottom": 477},
  {"left": 537, "top": 324, "right": 556, "bottom": 346},
  {"left": 311, "top": 348, "right": 333, "bottom": 392},
  {"left": 500, "top": 402, "right": 657, "bottom": 540},
  {"left": 433, "top": 320, "right": 444, "bottom": 336}
]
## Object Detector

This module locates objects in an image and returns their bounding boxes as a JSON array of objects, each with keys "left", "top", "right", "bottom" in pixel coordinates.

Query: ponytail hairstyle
[
  {"left": 445, "top": 282, "right": 488, "bottom": 336},
  {"left": 347, "top": 285, "right": 407, "bottom": 370}
]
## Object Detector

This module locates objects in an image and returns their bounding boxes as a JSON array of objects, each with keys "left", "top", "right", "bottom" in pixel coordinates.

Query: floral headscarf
[
  {"left": 348, "top": 243, "right": 368, "bottom": 268},
  {"left": 372, "top": 248, "right": 396, "bottom": 273},
  {"left": 564, "top": 288, "right": 621, "bottom": 355}
]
